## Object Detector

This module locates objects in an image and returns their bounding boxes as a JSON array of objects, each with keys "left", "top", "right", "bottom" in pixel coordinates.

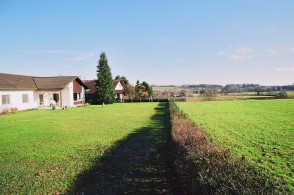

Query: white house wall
[
  {"left": 115, "top": 82, "right": 123, "bottom": 90},
  {"left": 81, "top": 86, "right": 85, "bottom": 104},
  {"left": 0, "top": 90, "right": 38, "bottom": 112},
  {"left": 34, "top": 91, "right": 58, "bottom": 107},
  {"left": 61, "top": 82, "right": 73, "bottom": 107}
]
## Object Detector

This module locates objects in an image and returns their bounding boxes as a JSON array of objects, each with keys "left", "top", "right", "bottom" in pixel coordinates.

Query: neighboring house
[
  {"left": 83, "top": 80, "right": 124, "bottom": 103},
  {"left": 83, "top": 80, "right": 96, "bottom": 103},
  {"left": 113, "top": 80, "right": 124, "bottom": 102},
  {"left": 0, "top": 73, "right": 89, "bottom": 113}
]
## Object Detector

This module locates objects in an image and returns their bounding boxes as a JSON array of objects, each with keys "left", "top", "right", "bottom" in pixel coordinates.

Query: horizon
[
  {"left": 1, "top": 71, "right": 293, "bottom": 87},
  {"left": 1, "top": 1, "right": 293, "bottom": 86}
]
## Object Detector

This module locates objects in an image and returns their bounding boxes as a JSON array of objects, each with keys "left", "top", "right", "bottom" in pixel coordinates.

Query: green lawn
[
  {"left": 0, "top": 103, "right": 163, "bottom": 193},
  {"left": 177, "top": 100, "right": 294, "bottom": 191}
]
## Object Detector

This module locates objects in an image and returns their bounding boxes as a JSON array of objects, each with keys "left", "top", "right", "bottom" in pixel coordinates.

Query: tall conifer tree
[{"left": 94, "top": 52, "right": 115, "bottom": 104}]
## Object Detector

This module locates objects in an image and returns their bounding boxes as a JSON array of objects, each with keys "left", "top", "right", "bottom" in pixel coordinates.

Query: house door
[
  {"left": 53, "top": 94, "right": 60, "bottom": 106},
  {"left": 53, "top": 94, "right": 59, "bottom": 102},
  {"left": 39, "top": 94, "right": 44, "bottom": 106}
]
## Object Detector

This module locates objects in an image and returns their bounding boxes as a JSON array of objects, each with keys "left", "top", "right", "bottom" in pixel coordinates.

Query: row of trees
[
  {"left": 223, "top": 84, "right": 294, "bottom": 94},
  {"left": 94, "top": 52, "right": 153, "bottom": 104}
]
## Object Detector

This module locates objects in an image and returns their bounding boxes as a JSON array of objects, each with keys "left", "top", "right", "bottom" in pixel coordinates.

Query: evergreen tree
[
  {"left": 135, "top": 80, "right": 141, "bottom": 99},
  {"left": 115, "top": 75, "right": 129, "bottom": 86},
  {"left": 94, "top": 52, "right": 115, "bottom": 104}
]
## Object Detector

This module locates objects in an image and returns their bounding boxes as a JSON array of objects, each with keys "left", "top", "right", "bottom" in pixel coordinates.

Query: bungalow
[
  {"left": 0, "top": 73, "right": 89, "bottom": 113},
  {"left": 83, "top": 80, "right": 124, "bottom": 103}
]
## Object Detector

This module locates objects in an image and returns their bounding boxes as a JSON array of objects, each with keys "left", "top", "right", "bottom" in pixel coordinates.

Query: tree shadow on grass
[{"left": 67, "top": 103, "right": 184, "bottom": 194}]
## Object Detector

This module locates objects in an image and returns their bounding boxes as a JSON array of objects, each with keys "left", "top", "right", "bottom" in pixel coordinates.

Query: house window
[
  {"left": 2, "top": 95, "right": 10, "bottom": 105},
  {"left": 22, "top": 94, "right": 29, "bottom": 103},
  {"left": 73, "top": 93, "right": 80, "bottom": 101}
]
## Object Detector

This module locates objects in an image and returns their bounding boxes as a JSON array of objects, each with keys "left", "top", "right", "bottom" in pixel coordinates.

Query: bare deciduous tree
[{"left": 202, "top": 86, "right": 217, "bottom": 101}]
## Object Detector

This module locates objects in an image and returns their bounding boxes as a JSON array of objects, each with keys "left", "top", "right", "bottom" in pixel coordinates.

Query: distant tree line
[
  {"left": 180, "top": 83, "right": 294, "bottom": 93},
  {"left": 223, "top": 84, "right": 294, "bottom": 94},
  {"left": 182, "top": 84, "right": 223, "bottom": 89}
]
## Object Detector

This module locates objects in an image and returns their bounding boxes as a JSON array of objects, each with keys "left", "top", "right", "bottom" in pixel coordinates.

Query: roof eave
[{"left": 0, "top": 88, "right": 37, "bottom": 91}]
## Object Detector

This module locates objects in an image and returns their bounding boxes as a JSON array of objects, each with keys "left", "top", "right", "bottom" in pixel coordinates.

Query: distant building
[{"left": 83, "top": 80, "right": 124, "bottom": 103}]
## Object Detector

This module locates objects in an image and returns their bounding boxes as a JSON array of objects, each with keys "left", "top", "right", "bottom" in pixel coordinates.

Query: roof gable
[
  {"left": 114, "top": 80, "right": 123, "bottom": 90},
  {"left": 33, "top": 76, "right": 77, "bottom": 90}
]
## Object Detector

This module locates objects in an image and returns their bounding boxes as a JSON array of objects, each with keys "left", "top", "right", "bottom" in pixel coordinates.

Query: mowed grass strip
[
  {"left": 177, "top": 100, "right": 294, "bottom": 191},
  {"left": 0, "top": 103, "right": 159, "bottom": 194}
]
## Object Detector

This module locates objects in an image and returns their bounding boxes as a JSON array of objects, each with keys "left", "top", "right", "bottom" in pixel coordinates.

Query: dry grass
[
  {"left": 169, "top": 101, "right": 289, "bottom": 194},
  {"left": 0, "top": 107, "right": 18, "bottom": 115}
]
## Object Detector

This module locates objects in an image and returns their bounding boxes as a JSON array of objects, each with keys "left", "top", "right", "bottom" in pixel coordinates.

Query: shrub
[
  {"left": 10, "top": 107, "right": 18, "bottom": 114},
  {"left": 0, "top": 108, "right": 10, "bottom": 115},
  {"left": 52, "top": 106, "right": 56, "bottom": 110},
  {"left": 275, "top": 91, "right": 288, "bottom": 98},
  {"left": 0, "top": 107, "right": 18, "bottom": 115}
]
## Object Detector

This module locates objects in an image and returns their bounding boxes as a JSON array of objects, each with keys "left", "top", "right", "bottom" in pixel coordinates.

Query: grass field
[
  {"left": 176, "top": 100, "right": 294, "bottom": 191},
  {"left": 287, "top": 91, "right": 294, "bottom": 97},
  {"left": 0, "top": 103, "right": 174, "bottom": 194},
  {"left": 185, "top": 94, "right": 275, "bottom": 102}
]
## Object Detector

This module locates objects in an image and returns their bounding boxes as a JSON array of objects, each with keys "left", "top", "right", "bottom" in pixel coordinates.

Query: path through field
[{"left": 70, "top": 103, "right": 184, "bottom": 194}]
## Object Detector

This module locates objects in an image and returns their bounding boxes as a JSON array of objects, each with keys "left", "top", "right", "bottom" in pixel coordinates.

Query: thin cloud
[
  {"left": 268, "top": 49, "right": 280, "bottom": 56},
  {"left": 275, "top": 67, "right": 294, "bottom": 72},
  {"left": 66, "top": 52, "right": 95, "bottom": 61},
  {"left": 169, "top": 58, "right": 187, "bottom": 62},
  {"left": 218, "top": 47, "right": 254, "bottom": 61},
  {"left": 217, "top": 51, "right": 229, "bottom": 55},
  {"left": 219, "top": 44, "right": 294, "bottom": 60},
  {"left": 266, "top": 45, "right": 294, "bottom": 56},
  {"left": 19, "top": 49, "right": 95, "bottom": 61}
]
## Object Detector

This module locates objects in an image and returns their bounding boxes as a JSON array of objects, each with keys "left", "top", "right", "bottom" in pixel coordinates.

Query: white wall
[
  {"left": 115, "top": 82, "right": 123, "bottom": 90},
  {"left": 34, "top": 91, "right": 58, "bottom": 107},
  {"left": 0, "top": 90, "right": 38, "bottom": 113},
  {"left": 81, "top": 86, "right": 85, "bottom": 104},
  {"left": 61, "top": 82, "right": 73, "bottom": 107}
]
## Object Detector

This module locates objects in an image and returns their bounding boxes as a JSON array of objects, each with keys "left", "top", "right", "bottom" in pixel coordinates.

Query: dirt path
[{"left": 70, "top": 103, "right": 184, "bottom": 194}]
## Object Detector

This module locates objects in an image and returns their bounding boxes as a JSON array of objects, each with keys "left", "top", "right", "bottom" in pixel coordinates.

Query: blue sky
[{"left": 1, "top": 0, "right": 294, "bottom": 85}]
